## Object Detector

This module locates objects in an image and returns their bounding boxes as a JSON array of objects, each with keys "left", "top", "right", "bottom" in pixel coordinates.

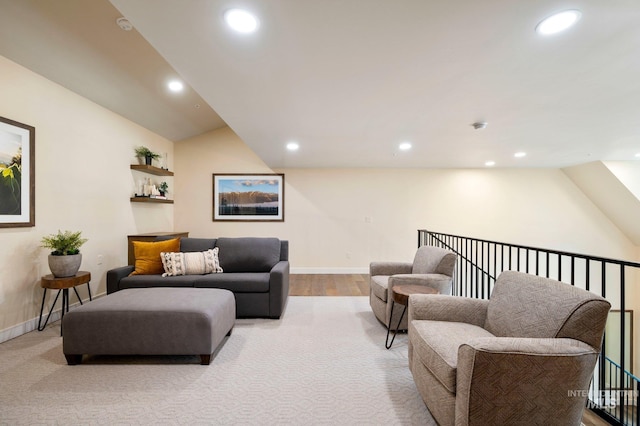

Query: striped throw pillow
[{"left": 160, "top": 247, "right": 223, "bottom": 277}]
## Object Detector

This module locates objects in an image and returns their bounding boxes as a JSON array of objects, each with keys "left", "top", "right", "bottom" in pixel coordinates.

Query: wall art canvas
[
  {"left": 213, "top": 173, "right": 284, "bottom": 221},
  {"left": 0, "top": 116, "right": 35, "bottom": 227}
]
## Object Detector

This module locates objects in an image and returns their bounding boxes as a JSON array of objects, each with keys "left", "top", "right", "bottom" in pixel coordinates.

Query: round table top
[
  {"left": 41, "top": 271, "right": 91, "bottom": 289},
  {"left": 391, "top": 284, "right": 439, "bottom": 305}
]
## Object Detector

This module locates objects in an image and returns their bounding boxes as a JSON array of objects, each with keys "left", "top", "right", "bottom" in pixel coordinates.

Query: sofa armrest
[
  {"left": 456, "top": 337, "right": 599, "bottom": 426},
  {"left": 408, "top": 294, "right": 489, "bottom": 326},
  {"left": 269, "top": 260, "right": 290, "bottom": 319},
  {"left": 369, "top": 261, "right": 413, "bottom": 276},
  {"left": 389, "top": 273, "right": 453, "bottom": 294},
  {"left": 106, "top": 265, "right": 134, "bottom": 294}
]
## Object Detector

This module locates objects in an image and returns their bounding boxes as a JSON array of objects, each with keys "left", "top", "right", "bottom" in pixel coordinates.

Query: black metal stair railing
[
  {"left": 418, "top": 229, "right": 640, "bottom": 426},
  {"left": 603, "top": 357, "right": 640, "bottom": 424}
]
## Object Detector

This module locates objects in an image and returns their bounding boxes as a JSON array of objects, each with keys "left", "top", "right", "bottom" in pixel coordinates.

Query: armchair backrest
[
  {"left": 412, "top": 246, "right": 457, "bottom": 277},
  {"left": 484, "top": 271, "right": 611, "bottom": 349}
]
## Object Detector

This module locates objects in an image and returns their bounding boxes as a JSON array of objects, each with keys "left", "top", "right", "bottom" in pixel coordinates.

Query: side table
[
  {"left": 385, "top": 284, "right": 438, "bottom": 349},
  {"left": 38, "top": 271, "right": 92, "bottom": 335}
]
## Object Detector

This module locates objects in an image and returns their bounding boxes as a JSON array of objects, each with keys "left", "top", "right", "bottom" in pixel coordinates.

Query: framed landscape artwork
[
  {"left": 0, "top": 116, "right": 35, "bottom": 228},
  {"left": 213, "top": 173, "right": 284, "bottom": 222}
]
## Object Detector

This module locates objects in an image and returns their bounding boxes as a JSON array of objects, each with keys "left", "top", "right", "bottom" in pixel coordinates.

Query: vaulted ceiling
[
  {"left": 0, "top": 0, "right": 226, "bottom": 142},
  {"left": 2, "top": 0, "right": 639, "bottom": 169}
]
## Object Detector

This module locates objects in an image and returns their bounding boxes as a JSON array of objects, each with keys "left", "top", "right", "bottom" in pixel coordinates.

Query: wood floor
[
  {"left": 289, "top": 273, "right": 369, "bottom": 296},
  {"left": 288, "top": 274, "right": 610, "bottom": 426}
]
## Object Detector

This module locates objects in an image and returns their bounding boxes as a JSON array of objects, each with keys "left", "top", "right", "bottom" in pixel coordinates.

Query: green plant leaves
[{"left": 41, "top": 230, "right": 87, "bottom": 255}]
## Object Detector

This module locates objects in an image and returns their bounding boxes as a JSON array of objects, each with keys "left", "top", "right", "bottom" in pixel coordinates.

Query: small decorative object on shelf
[
  {"left": 40, "top": 230, "right": 88, "bottom": 277},
  {"left": 159, "top": 181, "right": 168, "bottom": 196},
  {"left": 130, "top": 163, "right": 174, "bottom": 204},
  {"left": 161, "top": 152, "right": 169, "bottom": 170},
  {"left": 134, "top": 146, "right": 161, "bottom": 166}
]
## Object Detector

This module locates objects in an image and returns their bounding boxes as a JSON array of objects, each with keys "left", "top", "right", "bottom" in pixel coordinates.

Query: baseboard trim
[
  {"left": 291, "top": 267, "right": 369, "bottom": 274},
  {"left": 0, "top": 292, "right": 106, "bottom": 344}
]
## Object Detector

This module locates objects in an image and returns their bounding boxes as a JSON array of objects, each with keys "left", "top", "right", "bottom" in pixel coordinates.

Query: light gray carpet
[{"left": 0, "top": 296, "right": 436, "bottom": 425}]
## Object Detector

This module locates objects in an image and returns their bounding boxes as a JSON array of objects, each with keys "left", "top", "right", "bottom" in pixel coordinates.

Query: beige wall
[
  {"left": 175, "top": 128, "right": 638, "bottom": 271},
  {"left": 0, "top": 55, "right": 174, "bottom": 338}
]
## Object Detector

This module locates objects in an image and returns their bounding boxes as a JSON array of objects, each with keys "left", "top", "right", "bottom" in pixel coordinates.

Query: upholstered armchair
[
  {"left": 369, "top": 245, "right": 456, "bottom": 330},
  {"left": 408, "top": 270, "right": 611, "bottom": 426}
]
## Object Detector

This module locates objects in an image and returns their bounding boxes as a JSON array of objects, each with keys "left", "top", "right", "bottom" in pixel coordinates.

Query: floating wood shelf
[
  {"left": 130, "top": 197, "right": 173, "bottom": 204},
  {"left": 130, "top": 164, "right": 174, "bottom": 176}
]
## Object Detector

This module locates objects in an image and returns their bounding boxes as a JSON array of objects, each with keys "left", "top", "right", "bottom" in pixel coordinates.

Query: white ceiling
[
  {"left": 2, "top": 1, "right": 640, "bottom": 169},
  {"left": 0, "top": 0, "right": 226, "bottom": 141}
]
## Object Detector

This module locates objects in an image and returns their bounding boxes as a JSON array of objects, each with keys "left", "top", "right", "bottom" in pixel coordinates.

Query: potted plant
[
  {"left": 134, "top": 146, "right": 161, "bottom": 166},
  {"left": 41, "top": 230, "right": 88, "bottom": 278},
  {"left": 159, "top": 181, "right": 169, "bottom": 196}
]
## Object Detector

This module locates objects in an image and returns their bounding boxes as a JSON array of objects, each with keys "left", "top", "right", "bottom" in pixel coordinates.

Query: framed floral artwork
[{"left": 0, "top": 116, "right": 35, "bottom": 228}]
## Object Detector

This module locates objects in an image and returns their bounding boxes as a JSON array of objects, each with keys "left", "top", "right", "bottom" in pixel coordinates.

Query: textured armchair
[
  {"left": 369, "top": 245, "right": 456, "bottom": 330},
  {"left": 408, "top": 270, "right": 611, "bottom": 426}
]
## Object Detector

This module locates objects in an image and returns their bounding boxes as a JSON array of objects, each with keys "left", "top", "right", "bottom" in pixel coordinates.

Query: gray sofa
[{"left": 107, "top": 237, "right": 289, "bottom": 319}]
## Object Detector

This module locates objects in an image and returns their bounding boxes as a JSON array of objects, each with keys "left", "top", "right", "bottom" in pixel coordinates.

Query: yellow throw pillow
[{"left": 130, "top": 238, "right": 180, "bottom": 275}]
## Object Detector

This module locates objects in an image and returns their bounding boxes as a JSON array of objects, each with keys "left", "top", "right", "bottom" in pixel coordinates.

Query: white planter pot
[{"left": 48, "top": 254, "right": 82, "bottom": 278}]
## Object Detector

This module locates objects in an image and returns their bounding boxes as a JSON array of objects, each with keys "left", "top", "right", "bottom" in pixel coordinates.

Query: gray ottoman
[{"left": 62, "top": 287, "right": 235, "bottom": 365}]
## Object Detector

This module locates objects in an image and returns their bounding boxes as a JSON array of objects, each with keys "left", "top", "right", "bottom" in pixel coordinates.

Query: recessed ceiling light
[
  {"left": 514, "top": 152, "right": 527, "bottom": 158},
  {"left": 286, "top": 142, "right": 299, "bottom": 151},
  {"left": 536, "top": 10, "right": 581, "bottom": 35},
  {"left": 168, "top": 80, "right": 184, "bottom": 92},
  {"left": 224, "top": 9, "right": 259, "bottom": 33},
  {"left": 399, "top": 142, "right": 412, "bottom": 151},
  {"left": 485, "top": 161, "right": 496, "bottom": 167}
]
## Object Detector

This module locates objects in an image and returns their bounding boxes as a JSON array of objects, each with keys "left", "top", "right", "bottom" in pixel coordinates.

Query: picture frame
[
  {"left": 0, "top": 116, "right": 35, "bottom": 228},
  {"left": 213, "top": 173, "right": 284, "bottom": 222}
]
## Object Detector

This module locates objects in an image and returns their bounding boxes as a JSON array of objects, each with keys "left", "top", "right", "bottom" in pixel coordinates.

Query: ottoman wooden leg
[{"left": 200, "top": 354, "right": 212, "bottom": 365}]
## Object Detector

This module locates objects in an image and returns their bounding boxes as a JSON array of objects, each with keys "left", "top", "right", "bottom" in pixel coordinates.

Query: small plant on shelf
[
  {"left": 159, "top": 181, "right": 169, "bottom": 196},
  {"left": 134, "top": 146, "right": 161, "bottom": 165}
]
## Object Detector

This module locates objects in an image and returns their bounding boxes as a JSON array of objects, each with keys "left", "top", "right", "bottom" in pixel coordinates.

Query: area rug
[{"left": 0, "top": 296, "right": 436, "bottom": 425}]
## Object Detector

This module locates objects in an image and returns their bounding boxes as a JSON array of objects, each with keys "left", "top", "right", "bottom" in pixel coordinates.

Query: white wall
[
  {"left": 604, "top": 161, "right": 640, "bottom": 200},
  {"left": 0, "top": 55, "right": 174, "bottom": 338}
]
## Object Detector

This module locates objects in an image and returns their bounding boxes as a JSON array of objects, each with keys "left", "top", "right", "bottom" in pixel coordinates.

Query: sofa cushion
[
  {"left": 180, "top": 238, "right": 216, "bottom": 252},
  {"left": 370, "top": 275, "right": 390, "bottom": 302},
  {"left": 193, "top": 272, "right": 270, "bottom": 293},
  {"left": 161, "top": 248, "right": 223, "bottom": 277},
  {"left": 118, "top": 274, "right": 198, "bottom": 290},
  {"left": 410, "top": 320, "right": 495, "bottom": 393},
  {"left": 130, "top": 238, "right": 180, "bottom": 276},
  {"left": 215, "top": 237, "right": 280, "bottom": 273}
]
